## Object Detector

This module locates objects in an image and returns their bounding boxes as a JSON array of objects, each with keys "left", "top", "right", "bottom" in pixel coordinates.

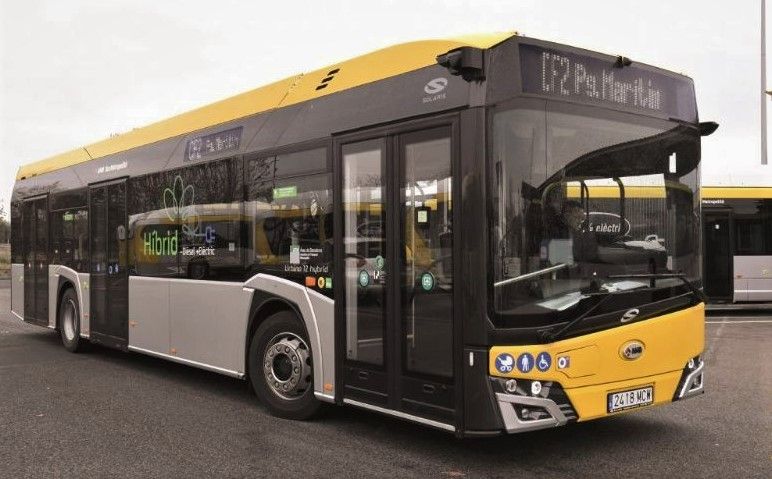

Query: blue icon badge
[
  {"left": 495, "top": 353, "right": 515, "bottom": 373},
  {"left": 204, "top": 225, "right": 217, "bottom": 245},
  {"left": 516, "top": 353, "right": 535, "bottom": 373},
  {"left": 536, "top": 352, "right": 552, "bottom": 372}
]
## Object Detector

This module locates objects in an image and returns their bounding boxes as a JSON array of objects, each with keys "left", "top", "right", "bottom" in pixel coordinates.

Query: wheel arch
[
  {"left": 50, "top": 266, "right": 88, "bottom": 336},
  {"left": 245, "top": 292, "right": 307, "bottom": 381},
  {"left": 242, "top": 274, "right": 335, "bottom": 403}
]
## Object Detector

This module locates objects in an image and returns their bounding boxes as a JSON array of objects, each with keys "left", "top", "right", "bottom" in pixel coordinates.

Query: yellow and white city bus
[{"left": 10, "top": 32, "right": 717, "bottom": 436}]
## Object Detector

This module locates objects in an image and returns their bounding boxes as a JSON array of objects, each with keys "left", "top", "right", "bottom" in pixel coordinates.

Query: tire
[
  {"left": 248, "top": 310, "right": 320, "bottom": 420},
  {"left": 59, "top": 288, "right": 86, "bottom": 353}
]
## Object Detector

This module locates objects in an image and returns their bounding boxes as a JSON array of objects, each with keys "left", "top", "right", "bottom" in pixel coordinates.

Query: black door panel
[
  {"left": 22, "top": 197, "right": 48, "bottom": 325},
  {"left": 703, "top": 213, "right": 732, "bottom": 300},
  {"left": 34, "top": 199, "right": 49, "bottom": 323}
]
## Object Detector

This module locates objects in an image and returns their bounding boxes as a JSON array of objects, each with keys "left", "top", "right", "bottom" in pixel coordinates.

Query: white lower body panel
[
  {"left": 128, "top": 276, "right": 253, "bottom": 375},
  {"left": 733, "top": 256, "right": 772, "bottom": 302},
  {"left": 11, "top": 263, "right": 23, "bottom": 319}
]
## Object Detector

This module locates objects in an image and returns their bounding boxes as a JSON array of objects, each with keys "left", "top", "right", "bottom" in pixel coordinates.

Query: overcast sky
[{"left": 1, "top": 0, "right": 769, "bottom": 216}]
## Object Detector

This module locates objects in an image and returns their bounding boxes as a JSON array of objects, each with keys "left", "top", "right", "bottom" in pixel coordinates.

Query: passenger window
[
  {"left": 49, "top": 189, "right": 89, "bottom": 272},
  {"left": 246, "top": 148, "right": 332, "bottom": 294},
  {"left": 128, "top": 157, "right": 244, "bottom": 280}
]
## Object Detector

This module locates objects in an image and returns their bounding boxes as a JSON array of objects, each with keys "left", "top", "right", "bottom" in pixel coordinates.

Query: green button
[
  {"left": 420, "top": 272, "right": 435, "bottom": 291},
  {"left": 358, "top": 270, "right": 370, "bottom": 288}
]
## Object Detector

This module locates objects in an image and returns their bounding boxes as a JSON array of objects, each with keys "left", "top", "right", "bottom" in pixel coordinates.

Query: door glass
[
  {"left": 23, "top": 201, "right": 35, "bottom": 318},
  {"left": 90, "top": 187, "right": 107, "bottom": 330},
  {"left": 401, "top": 131, "right": 453, "bottom": 377},
  {"left": 35, "top": 199, "right": 48, "bottom": 322},
  {"left": 343, "top": 140, "right": 386, "bottom": 365},
  {"left": 107, "top": 182, "right": 127, "bottom": 339}
]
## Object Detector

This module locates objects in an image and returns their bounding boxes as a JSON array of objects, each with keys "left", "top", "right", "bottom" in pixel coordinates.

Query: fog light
[
  {"left": 505, "top": 379, "right": 518, "bottom": 393},
  {"left": 531, "top": 381, "right": 542, "bottom": 396}
]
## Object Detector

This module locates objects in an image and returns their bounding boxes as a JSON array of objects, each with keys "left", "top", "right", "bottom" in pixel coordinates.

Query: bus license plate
[{"left": 607, "top": 386, "right": 654, "bottom": 413}]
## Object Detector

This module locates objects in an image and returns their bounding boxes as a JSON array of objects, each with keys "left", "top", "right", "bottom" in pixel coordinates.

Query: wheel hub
[{"left": 263, "top": 333, "right": 312, "bottom": 400}]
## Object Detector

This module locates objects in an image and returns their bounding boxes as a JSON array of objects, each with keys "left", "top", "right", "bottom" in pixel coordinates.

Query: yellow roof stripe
[
  {"left": 567, "top": 185, "right": 667, "bottom": 199},
  {"left": 17, "top": 32, "right": 516, "bottom": 181},
  {"left": 701, "top": 186, "right": 772, "bottom": 199}
]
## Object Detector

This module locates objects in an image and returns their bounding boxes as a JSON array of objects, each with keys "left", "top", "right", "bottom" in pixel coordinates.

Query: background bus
[{"left": 702, "top": 187, "right": 772, "bottom": 303}]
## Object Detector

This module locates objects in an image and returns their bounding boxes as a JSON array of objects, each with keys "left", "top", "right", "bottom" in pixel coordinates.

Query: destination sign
[
  {"left": 185, "top": 126, "right": 243, "bottom": 162},
  {"left": 519, "top": 44, "right": 696, "bottom": 121}
]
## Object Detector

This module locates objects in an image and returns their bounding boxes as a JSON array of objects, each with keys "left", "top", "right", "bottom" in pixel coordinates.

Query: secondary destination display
[
  {"left": 519, "top": 44, "right": 696, "bottom": 121},
  {"left": 185, "top": 126, "right": 243, "bottom": 162}
]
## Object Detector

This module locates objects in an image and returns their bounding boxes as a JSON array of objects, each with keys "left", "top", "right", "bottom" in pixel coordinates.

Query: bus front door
[
  {"left": 89, "top": 180, "right": 129, "bottom": 348},
  {"left": 338, "top": 121, "right": 457, "bottom": 427}
]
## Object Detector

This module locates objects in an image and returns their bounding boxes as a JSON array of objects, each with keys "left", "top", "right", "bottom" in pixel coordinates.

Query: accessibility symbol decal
[
  {"left": 516, "top": 352, "right": 534, "bottom": 373},
  {"left": 495, "top": 353, "right": 515, "bottom": 373},
  {"left": 536, "top": 352, "right": 552, "bottom": 372}
]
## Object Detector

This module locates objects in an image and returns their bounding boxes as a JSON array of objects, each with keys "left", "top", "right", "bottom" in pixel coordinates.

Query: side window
[
  {"left": 128, "top": 157, "right": 244, "bottom": 280},
  {"left": 735, "top": 218, "right": 765, "bottom": 255},
  {"left": 246, "top": 147, "right": 332, "bottom": 294},
  {"left": 490, "top": 107, "right": 547, "bottom": 287},
  {"left": 178, "top": 158, "right": 244, "bottom": 280},
  {"left": 11, "top": 201, "right": 22, "bottom": 263},
  {"left": 129, "top": 170, "right": 183, "bottom": 277},
  {"left": 48, "top": 189, "right": 89, "bottom": 272}
]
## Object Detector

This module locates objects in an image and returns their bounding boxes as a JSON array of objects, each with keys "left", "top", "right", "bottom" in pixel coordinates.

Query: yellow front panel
[
  {"left": 489, "top": 303, "right": 704, "bottom": 419},
  {"left": 568, "top": 370, "right": 682, "bottom": 420}
]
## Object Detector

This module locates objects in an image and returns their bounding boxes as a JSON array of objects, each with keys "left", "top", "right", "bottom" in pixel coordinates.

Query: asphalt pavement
[{"left": 0, "top": 279, "right": 769, "bottom": 478}]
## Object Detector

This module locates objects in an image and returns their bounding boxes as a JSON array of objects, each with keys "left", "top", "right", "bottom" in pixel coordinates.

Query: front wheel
[
  {"left": 59, "top": 288, "right": 86, "bottom": 353},
  {"left": 248, "top": 310, "right": 320, "bottom": 420}
]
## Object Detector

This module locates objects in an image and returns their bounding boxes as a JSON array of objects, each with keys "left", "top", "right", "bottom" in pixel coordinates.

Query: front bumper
[
  {"left": 485, "top": 303, "right": 705, "bottom": 434},
  {"left": 491, "top": 358, "right": 705, "bottom": 433}
]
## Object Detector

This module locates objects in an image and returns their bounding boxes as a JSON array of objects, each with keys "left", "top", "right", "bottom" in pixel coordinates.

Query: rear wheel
[
  {"left": 248, "top": 310, "right": 320, "bottom": 419},
  {"left": 59, "top": 288, "right": 85, "bottom": 353}
]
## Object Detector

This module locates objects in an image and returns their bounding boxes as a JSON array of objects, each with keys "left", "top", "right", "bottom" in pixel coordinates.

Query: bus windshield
[{"left": 489, "top": 104, "right": 701, "bottom": 329}]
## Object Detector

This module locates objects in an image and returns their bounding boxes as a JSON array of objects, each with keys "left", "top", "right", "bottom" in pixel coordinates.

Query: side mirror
[{"left": 698, "top": 121, "right": 719, "bottom": 137}]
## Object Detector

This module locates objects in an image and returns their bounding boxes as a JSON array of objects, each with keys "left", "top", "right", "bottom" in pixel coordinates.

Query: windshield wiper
[
  {"left": 540, "top": 293, "right": 617, "bottom": 343},
  {"left": 606, "top": 273, "right": 706, "bottom": 303},
  {"left": 494, "top": 263, "right": 567, "bottom": 287},
  {"left": 540, "top": 273, "right": 704, "bottom": 344}
]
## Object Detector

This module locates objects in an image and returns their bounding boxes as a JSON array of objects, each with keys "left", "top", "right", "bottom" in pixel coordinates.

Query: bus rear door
[
  {"left": 89, "top": 179, "right": 129, "bottom": 348},
  {"left": 22, "top": 195, "right": 49, "bottom": 326}
]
